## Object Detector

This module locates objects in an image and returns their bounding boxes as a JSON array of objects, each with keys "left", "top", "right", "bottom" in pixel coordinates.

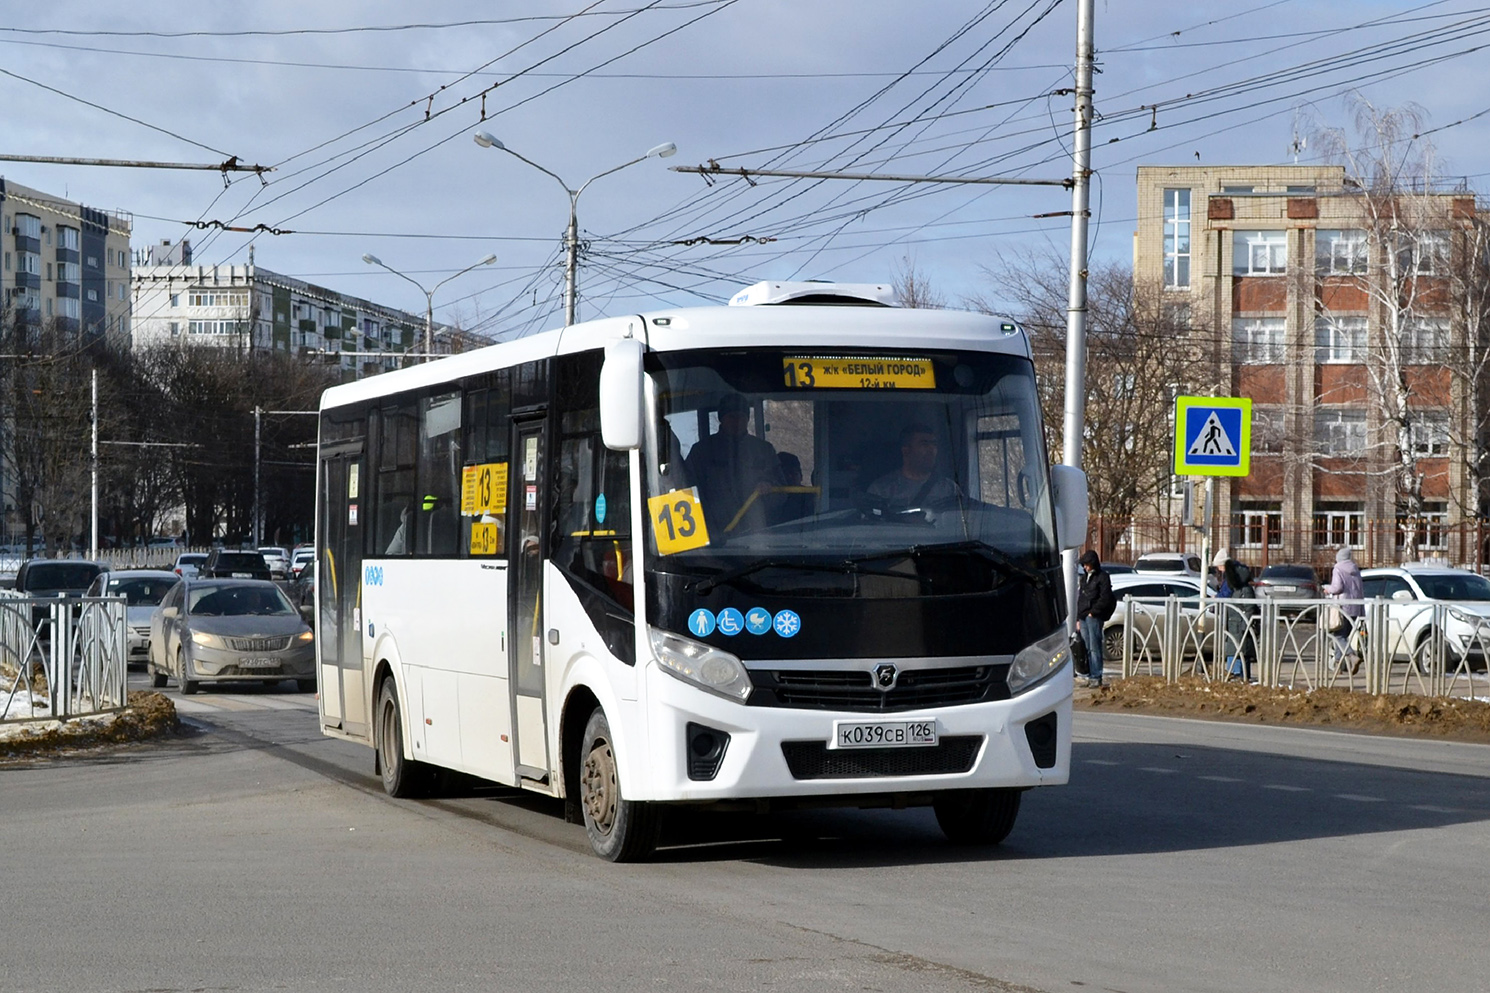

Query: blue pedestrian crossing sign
[{"left": 1173, "top": 396, "right": 1252, "bottom": 476}]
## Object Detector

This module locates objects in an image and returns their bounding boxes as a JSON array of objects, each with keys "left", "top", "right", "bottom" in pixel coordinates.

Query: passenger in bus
[
  {"left": 683, "top": 392, "right": 781, "bottom": 532},
  {"left": 773, "top": 451, "right": 816, "bottom": 523},
  {"left": 866, "top": 423, "right": 962, "bottom": 512},
  {"left": 384, "top": 504, "right": 413, "bottom": 555}
]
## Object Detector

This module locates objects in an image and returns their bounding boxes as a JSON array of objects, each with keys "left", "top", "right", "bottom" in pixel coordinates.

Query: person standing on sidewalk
[
  {"left": 1076, "top": 549, "right": 1116, "bottom": 688},
  {"left": 1323, "top": 544, "right": 1365, "bottom": 673}
]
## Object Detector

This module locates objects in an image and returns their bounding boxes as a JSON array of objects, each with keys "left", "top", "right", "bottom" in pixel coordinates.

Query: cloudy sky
[{"left": 4, "top": 1, "right": 1487, "bottom": 336}]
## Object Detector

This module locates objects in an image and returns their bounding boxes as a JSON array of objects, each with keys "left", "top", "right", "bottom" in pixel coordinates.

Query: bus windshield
[{"left": 643, "top": 347, "right": 1057, "bottom": 599}]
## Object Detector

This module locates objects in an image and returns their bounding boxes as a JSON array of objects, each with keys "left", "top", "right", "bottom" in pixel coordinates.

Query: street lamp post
[
  {"left": 472, "top": 131, "right": 675, "bottom": 327},
  {"left": 361, "top": 253, "right": 497, "bottom": 362}
]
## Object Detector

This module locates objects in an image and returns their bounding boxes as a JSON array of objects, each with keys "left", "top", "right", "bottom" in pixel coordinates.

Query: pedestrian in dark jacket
[
  {"left": 1076, "top": 549, "right": 1116, "bottom": 687},
  {"left": 1219, "top": 558, "right": 1257, "bottom": 681}
]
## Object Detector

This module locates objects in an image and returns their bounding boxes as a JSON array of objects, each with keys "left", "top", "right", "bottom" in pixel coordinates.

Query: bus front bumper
[{"left": 638, "top": 662, "right": 1072, "bottom": 802}]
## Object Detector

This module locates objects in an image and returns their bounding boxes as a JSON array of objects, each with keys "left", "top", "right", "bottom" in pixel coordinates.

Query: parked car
[
  {"left": 1133, "top": 551, "right": 1203, "bottom": 577},
  {"left": 146, "top": 536, "right": 181, "bottom": 549},
  {"left": 12, "top": 559, "right": 109, "bottom": 624},
  {"left": 201, "top": 549, "right": 272, "bottom": 581},
  {"left": 1102, "top": 563, "right": 1136, "bottom": 575},
  {"left": 257, "top": 546, "right": 291, "bottom": 580},
  {"left": 1101, "top": 573, "right": 1213, "bottom": 662},
  {"left": 1360, "top": 565, "right": 1490, "bottom": 670},
  {"left": 87, "top": 569, "right": 179, "bottom": 669},
  {"left": 1251, "top": 563, "right": 1320, "bottom": 609},
  {"left": 173, "top": 553, "right": 208, "bottom": 579},
  {"left": 147, "top": 578, "right": 315, "bottom": 694},
  {"left": 290, "top": 547, "right": 315, "bottom": 580},
  {"left": 293, "top": 560, "right": 316, "bottom": 617}
]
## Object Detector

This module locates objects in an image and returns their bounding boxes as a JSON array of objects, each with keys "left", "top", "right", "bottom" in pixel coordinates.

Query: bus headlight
[
  {"left": 648, "top": 627, "right": 752, "bottom": 702},
  {"left": 1007, "top": 627, "right": 1070, "bottom": 695}
]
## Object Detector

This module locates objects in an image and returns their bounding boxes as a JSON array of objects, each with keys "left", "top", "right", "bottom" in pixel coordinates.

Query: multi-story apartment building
[
  {"left": 1134, "top": 164, "right": 1485, "bottom": 569},
  {"left": 1, "top": 178, "right": 133, "bottom": 343},
  {"left": 132, "top": 240, "right": 478, "bottom": 378}
]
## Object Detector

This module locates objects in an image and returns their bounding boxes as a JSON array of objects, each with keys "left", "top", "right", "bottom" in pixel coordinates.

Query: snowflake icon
[{"left": 772, "top": 610, "right": 801, "bottom": 638}]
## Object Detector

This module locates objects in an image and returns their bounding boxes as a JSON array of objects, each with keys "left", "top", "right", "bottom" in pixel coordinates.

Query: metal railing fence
[
  {"left": 1, "top": 593, "right": 129, "bottom": 725},
  {"left": 1112, "top": 596, "right": 1490, "bottom": 699}
]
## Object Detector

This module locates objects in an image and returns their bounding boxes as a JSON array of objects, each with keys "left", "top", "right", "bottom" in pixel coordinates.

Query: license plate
[
  {"left": 1270, "top": 585, "right": 1296, "bottom": 593},
  {"left": 231, "top": 572, "right": 253, "bottom": 578},
  {"left": 833, "top": 720, "right": 938, "bottom": 749},
  {"left": 238, "top": 657, "right": 278, "bottom": 668}
]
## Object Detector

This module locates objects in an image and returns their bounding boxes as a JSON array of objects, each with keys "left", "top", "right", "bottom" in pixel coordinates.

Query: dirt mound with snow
[
  {"left": 0, "top": 691, "right": 184, "bottom": 761},
  {"left": 1080, "top": 677, "right": 1490, "bottom": 744}
]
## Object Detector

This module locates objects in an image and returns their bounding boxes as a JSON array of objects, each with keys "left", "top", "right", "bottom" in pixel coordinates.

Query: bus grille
[
  {"left": 780, "top": 737, "right": 983, "bottom": 779},
  {"left": 748, "top": 665, "right": 1006, "bottom": 712},
  {"left": 228, "top": 636, "right": 292, "bottom": 652}
]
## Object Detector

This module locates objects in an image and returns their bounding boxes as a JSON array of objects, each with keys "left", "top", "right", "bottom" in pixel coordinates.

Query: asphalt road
[{"left": 2, "top": 672, "right": 1488, "bottom": 993}]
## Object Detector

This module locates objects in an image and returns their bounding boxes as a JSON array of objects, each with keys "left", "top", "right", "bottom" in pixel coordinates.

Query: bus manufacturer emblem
[{"left": 873, "top": 664, "right": 898, "bottom": 691}]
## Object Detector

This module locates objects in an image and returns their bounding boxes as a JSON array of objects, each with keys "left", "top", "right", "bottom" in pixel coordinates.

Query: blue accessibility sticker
[
  {"left": 688, "top": 608, "right": 716, "bottom": 638},
  {"left": 716, "top": 607, "right": 745, "bottom": 637},
  {"left": 595, "top": 493, "right": 607, "bottom": 525},
  {"left": 744, "top": 606, "right": 772, "bottom": 635},
  {"left": 773, "top": 609, "right": 801, "bottom": 638}
]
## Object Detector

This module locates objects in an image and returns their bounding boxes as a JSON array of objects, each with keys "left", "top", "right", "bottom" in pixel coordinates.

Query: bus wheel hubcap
[{"left": 582, "top": 740, "right": 618, "bottom": 834}]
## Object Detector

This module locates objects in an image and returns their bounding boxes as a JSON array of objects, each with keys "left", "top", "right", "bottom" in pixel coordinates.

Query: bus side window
[
  {"left": 417, "top": 392, "right": 462, "bottom": 556},
  {"left": 376, "top": 401, "right": 418, "bottom": 556},
  {"left": 461, "top": 372, "right": 512, "bottom": 557},
  {"left": 555, "top": 351, "right": 633, "bottom": 611}
]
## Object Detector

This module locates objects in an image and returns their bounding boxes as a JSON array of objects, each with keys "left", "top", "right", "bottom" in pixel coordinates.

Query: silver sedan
[{"left": 148, "top": 579, "right": 315, "bottom": 694}]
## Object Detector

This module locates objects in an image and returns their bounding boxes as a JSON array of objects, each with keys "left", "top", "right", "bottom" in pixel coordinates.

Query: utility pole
[
  {"left": 90, "top": 368, "right": 98, "bottom": 560},
  {"left": 253, "top": 406, "right": 262, "bottom": 548},
  {"left": 1062, "top": 0, "right": 1096, "bottom": 629}
]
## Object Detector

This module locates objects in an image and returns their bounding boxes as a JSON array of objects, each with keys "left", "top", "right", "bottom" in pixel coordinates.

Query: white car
[
  {"left": 173, "top": 553, "right": 208, "bottom": 580},
  {"left": 1360, "top": 565, "right": 1490, "bottom": 671},
  {"left": 87, "top": 569, "right": 180, "bottom": 669},
  {"left": 258, "top": 546, "right": 291, "bottom": 580},
  {"left": 1133, "top": 551, "right": 1203, "bottom": 578},
  {"left": 290, "top": 547, "right": 315, "bottom": 579},
  {"left": 1101, "top": 573, "right": 1213, "bottom": 662}
]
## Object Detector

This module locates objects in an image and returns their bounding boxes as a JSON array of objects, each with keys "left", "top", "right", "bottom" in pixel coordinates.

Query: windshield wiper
[{"left": 841, "top": 540, "right": 1049, "bottom": 589}]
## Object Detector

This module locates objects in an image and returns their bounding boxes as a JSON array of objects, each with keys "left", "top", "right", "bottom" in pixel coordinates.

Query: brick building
[{"left": 1133, "top": 165, "right": 1486, "bottom": 569}]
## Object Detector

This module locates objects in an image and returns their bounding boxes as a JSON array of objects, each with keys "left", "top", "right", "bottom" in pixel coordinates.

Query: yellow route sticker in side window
[
  {"left": 461, "top": 462, "right": 509, "bottom": 516},
  {"left": 469, "top": 521, "right": 501, "bottom": 556},
  {"left": 647, "top": 487, "right": 710, "bottom": 555},
  {"left": 782, "top": 356, "right": 935, "bottom": 390}
]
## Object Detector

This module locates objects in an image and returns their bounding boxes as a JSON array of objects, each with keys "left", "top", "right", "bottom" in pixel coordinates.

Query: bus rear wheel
[
  {"left": 934, "top": 788, "right": 1021, "bottom": 846},
  {"left": 376, "top": 679, "right": 434, "bottom": 798},
  {"left": 579, "top": 708, "right": 659, "bottom": 862}
]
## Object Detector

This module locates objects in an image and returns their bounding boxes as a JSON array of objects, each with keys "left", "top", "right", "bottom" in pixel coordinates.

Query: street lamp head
[
  {"left": 472, "top": 131, "right": 505, "bottom": 150},
  {"left": 361, "top": 253, "right": 382, "bottom": 266},
  {"left": 647, "top": 142, "right": 677, "bottom": 159},
  {"left": 479, "top": 253, "right": 498, "bottom": 266}
]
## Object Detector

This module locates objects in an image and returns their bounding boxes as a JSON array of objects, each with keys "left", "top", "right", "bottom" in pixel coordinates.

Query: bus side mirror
[
  {"left": 599, "top": 337, "right": 645, "bottom": 451},
  {"left": 1049, "top": 464, "right": 1088, "bottom": 552}
]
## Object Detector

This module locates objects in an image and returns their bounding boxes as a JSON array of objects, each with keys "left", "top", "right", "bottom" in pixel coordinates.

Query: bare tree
[
  {"left": 971, "top": 251, "right": 1203, "bottom": 557},
  {"left": 1313, "top": 97, "right": 1473, "bottom": 558},
  {"left": 891, "top": 255, "right": 946, "bottom": 309}
]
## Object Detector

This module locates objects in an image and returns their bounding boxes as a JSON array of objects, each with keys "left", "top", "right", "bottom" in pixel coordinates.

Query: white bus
[{"left": 314, "top": 281, "right": 1088, "bottom": 861}]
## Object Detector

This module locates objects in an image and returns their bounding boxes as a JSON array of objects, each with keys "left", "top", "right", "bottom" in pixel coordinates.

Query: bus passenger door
[
  {"left": 319, "top": 448, "right": 369, "bottom": 738},
  {"left": 510, "top": 419, "right": 550, "bottom": 779}
]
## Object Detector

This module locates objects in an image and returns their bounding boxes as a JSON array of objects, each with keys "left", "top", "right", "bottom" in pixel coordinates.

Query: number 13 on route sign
[{"left": 648, "top": 487, "right": 711, "bottom": 555}]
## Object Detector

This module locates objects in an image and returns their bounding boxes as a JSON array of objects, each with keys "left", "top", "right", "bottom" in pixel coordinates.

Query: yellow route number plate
[
  {"left": 469, "top": 521, "right": 501, "bottom": 556},
  {"left": 461, "top": 461, "right": 509, "bottom": 516},
  {"left": 783, "top": 356, "right": 935, "bottom": 390},
  {"left": 648, "top": 488, "right": 710, "bottom": 555}
]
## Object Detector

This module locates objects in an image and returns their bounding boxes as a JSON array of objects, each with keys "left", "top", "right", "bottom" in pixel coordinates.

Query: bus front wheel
[
  {"left": 376, "top": 679, "right": 434, "bottom": 799},
  {"left": 579, "top": 708, "right": 660, "bottom": 862},
  {"left": 934, "top": 788, "right": 1021, "bottom": 846}
]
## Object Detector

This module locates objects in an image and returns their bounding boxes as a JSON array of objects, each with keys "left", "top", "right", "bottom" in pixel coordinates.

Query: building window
[
  {"left": 1316, "top": 229, "right": 1368, "bottom": 275},
  {"left": 187, "top": 289, "right": 249, "bottom": 307},
  {"left": 57, "top": 297, "right": 80, "bottom": 319},
  {"left": 1396, "top": 502, "right": 1448, "bottom": 551},
  {"left": 1233, "top": 501, "right": 1283, "bottom": 549},
  {"left": 1163, "top": 189, "right": 1191, "bottom": 289},
  {"left": 1315, "top": 314, "right": 1367, "bottom": 363},
  {"left": 86, "top": 255, "right": 98, "bottom": 268},
  {"left": 1401, "top": 230, "right": 1450, "bottom": 276},
  {"left": 14, "top": 214, "right": 40, "bottom": 239},
  {"left": 187, "top": 320, "right": 244, "bottom": 336},
  {"left": 1222, "top": 185, "right": 1257, "bottom": 194},
  {"left": 1403, "top": 317, "right": 1449, "bottom": 363},
  {"left": 1314, "top": 504, "right": 1365, "bottom": 548},
  {"left": 1232, "top": 316, "right": 1286, "bottom": 363},
  {"left": 86, "top": 288, "right": 99, "bottom": 302},
  {"left": 1252, "top": 406, "right": 1285, "bottom": 453},
  {"left": 18, "top": 252, "right": 40, "bottom": 276},
  {"left": 3, "top": 252, "right": 8, "bottom": 271},
  {"left": 1408, "top": 410, "right": 1449, "bottom": 456},
  {"left": 1313, "top": 408, "right": 1367, "bottom": 455},
  {"left": 1233, "top": 230, "right": 1287, "bottom": 275},
  {"left": 45, "top": 298, "right": 52, "bottom": 317},
  {"left": 45, "top": 263, "right": 52, "bottom": 282},
  {"left": 169, "top": 321, "right": 179, "bottom": 336},
  {"left": 59, "top": 226, "right": 79, "bottom": 251},
  {"left": 58, "top": 261, "right": 79, "bottom": 283}
]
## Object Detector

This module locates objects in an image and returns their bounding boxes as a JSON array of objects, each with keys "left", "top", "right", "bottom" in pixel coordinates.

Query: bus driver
[{"left": 867, "top": 422, "right": 961, "bottom": 512}]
